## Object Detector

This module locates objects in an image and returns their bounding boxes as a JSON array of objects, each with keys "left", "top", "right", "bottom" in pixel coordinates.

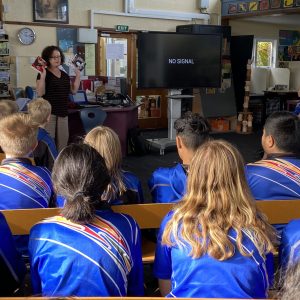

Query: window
[{"left": 254, "top": 39, "right": 277, "bottom": 68}]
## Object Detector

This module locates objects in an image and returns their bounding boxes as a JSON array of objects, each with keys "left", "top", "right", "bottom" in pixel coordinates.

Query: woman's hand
[
  {"left": 40, "top": 67, "right": 47, "bottom": 80},
  {"left": 74, "top": 67, "right": 81, "bottom": 77}
]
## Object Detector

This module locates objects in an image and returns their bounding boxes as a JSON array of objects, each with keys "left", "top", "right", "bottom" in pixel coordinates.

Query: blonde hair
[
  {"left": 162, "top": 140, "right": 276, "bottom": 260},
  {"left": 27, "top": 98, "right": 51, "bottom": 126},
  {"left": 84, "top": 126, "right": 126, "bottom": 201},
  {"left": 0, "top": 100, "right": 18, "bottom": 120},
  {"left": 0, "top": 113, "right": 38, "bottom": 156}
]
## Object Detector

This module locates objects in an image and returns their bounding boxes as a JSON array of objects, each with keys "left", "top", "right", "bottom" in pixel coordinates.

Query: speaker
[{"left": 176, "top": 25, "right": 231, "bottom": 38}]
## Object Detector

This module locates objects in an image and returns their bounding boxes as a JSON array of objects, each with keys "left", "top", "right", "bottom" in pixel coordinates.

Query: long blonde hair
[
  {"left": 162, "top": 140, "right": 276, "bottom": 260},
  {"left": 84, "top": 126, "right": 126, "bottom": 201}
]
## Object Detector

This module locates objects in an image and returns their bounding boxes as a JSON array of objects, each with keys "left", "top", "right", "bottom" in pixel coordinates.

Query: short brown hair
[
  {"left": 27, "top": 98, "right": 51, "bottom": 126},
  {"left": 0, "top": 113, "right": 38, "bottom": 157},
  {"left": 0, "top": 100, "right": 18, "bottom": 120}
]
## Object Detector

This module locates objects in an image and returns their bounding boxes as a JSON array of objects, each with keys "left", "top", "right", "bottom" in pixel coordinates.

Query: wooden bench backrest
[
  {"left": 1, "top": 203, "right": 173, "bottom": 235},
  {"left": 2, "top": 200, "right": 300, "bottom": 236}
]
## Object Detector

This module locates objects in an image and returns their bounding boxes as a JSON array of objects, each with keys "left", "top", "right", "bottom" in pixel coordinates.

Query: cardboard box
[{"left": 210, "top": 118, "right": 230, "bottom": 132}]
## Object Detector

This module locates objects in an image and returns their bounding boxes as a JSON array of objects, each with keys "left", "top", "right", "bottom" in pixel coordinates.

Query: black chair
[
  {"left": 79, "top": 107, "right": 107, "bottom": 134},
  {"left": 25, "top": 86, "right": 36, "bottom": 100}
]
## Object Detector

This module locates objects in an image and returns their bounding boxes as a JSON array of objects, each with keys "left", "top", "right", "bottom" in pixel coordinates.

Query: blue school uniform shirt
[
  {"left": 245, "top": 156, "right": 300, "bottom": 200},
  {"left": 280, "top": 219, "right": 300, "bottom": 271},
  {"left": 154, "top": 212, "right": 273, "bottom": 299},
  {"left": 0, "top": 212, "right": 26, "bottom": 296},
  {"left": 148, "top": 163, "right": 187, "bottom": 203},
  {"left": 29, "top": 209, "right": 144, "bottom": 297},
  {"left": 56, "top": 170, "right": 144, "bottom": 207},
  {"left": 0, "top": 157, "right": 53, "bottom": 209},
  {"left": 0, "top": 158, "right": 53, "bottom": 255},
  {"left": 246, "top": 156, "right": 300, "bottom": 232},
  {"left": 110, "top": 171, "right": 144, "bottom": 205}
]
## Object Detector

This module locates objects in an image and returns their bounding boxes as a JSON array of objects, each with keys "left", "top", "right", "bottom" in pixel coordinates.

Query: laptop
[{"left": 69, "top": 90, "right": 100, "bottom": 107}]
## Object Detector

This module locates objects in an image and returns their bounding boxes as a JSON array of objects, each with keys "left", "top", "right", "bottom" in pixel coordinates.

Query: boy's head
[
  {"left": 0, "top": 113, "right": 38, "bottom": 157},
  {"left": 262, "top": 111, "right": 300, "bottom": 155},
  {"left": 174, "top": 112, "right": 210, "bottom": 163},
  {"left": 27, "top": 98, "right": 51, "bottom": 126},
  {"left": 0, "top": 100, "right": 19, "bottom": 120}
]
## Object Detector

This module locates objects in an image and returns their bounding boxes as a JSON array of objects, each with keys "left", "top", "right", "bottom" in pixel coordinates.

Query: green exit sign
[{"left": 115, "top": 25, "right": 129, "bottom": 32}]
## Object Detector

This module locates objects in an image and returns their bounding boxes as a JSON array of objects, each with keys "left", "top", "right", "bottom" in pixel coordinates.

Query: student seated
[
  {"left": 154, "top": 140, "right": 276, "bottom": 298},
  {"left": 246, "top": 111, "right": 300, "bottom": 201},
  {"left": 0, "top": 99, "right": 18, "bottom": 120},
  {"left": 0, "top": 99, "right": 19, "bottom": 154},
  {"left": 277, "top": 259, "right": 300, "bottom": 300},
  {"left": 148, "top": 112, "right": 210, "bottom": 203},
  {"left": 84, "top": 126, "right": 144, "bottom": 205},
  {"left": 279, "top": 219, "right": 300, "bottom": 273},
  {"left": 29, "top": 143, "right": 144, "bottom": 297},
  {"left": 245, "top": 112, "right": 300, "bottom": 231},
  {"left": 27, "top": 97, "right": 58, "bottom": 170},
  {"left": 0, "top": 113, "right": 54, "bottom": 254},
  {"left": 0, "top": 212, "right": 26, "bottom": 296}
]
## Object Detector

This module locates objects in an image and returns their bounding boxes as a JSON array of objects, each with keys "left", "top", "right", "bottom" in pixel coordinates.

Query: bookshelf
[{"left": 0, "top": 34, "right": 10, "bottom": 98}]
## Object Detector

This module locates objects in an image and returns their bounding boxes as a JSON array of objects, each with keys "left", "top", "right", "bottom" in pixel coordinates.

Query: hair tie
[{"left": 73, "top": 191, "right": 85, "bottom": 199}]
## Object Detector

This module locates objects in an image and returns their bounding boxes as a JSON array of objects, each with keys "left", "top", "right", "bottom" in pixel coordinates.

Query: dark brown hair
[
  {"left": 41, "top": 45, "right": 65, "bottom": 66},
  {"left": 52, "top": 143, "right": 110, "bottom": 223},
  {"left": 174, "top": 111, "right": 210, "bottom": 151}
]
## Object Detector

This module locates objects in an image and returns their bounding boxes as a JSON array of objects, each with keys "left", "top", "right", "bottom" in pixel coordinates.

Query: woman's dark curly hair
[{"left": 41, "top": 45, "right": 65, "bottom": 66}]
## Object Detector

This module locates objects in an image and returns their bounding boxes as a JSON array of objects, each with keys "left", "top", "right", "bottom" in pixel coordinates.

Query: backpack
[{"left": 127, "top": 127, "right": 149, "bottom": 156}]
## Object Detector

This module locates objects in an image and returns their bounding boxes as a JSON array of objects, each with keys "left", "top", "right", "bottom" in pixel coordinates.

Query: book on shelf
[
  {"left": 68, "top": 53, "right": 86, "bottom": 71},
  {"left": 31, "top": 56, "right": 47, "bottom": 73}
]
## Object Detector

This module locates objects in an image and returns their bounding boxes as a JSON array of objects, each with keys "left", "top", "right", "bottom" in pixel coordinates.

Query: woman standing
[
  {"left": 36, "top": 45, "right": 80, "bottom": 151},
  {"left": 154, "top": 140, "right": 276, "bottom": 298}
]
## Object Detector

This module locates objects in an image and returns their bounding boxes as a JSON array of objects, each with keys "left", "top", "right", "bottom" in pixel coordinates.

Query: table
[{"left": 68, "top": 105, "right": 138, "bottom": 157}]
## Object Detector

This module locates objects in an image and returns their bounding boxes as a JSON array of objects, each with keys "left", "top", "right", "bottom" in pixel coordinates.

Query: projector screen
[{"left": 137, "top": 32, "right": 222, "bottom": 89}]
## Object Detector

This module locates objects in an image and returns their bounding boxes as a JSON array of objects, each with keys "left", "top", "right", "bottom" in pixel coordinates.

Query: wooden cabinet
[{"left": 136, "top": 89, "right": 168, "bottom": 129}]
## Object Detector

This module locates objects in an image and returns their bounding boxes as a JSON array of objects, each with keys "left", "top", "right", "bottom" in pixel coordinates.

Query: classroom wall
[
  {"left": 229, "top": 19, "right": 300, "bottom": 38},
  {"left": 2, "top": 0, "right": 220, "bottom": 89}
]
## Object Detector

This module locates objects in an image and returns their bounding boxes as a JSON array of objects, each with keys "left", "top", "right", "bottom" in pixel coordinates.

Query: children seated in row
[
  {"left": 0, "top": 212, "right": 26, "bottom": 296},
  {"left": 29, "top": 143, "right": 144, "bottom": 297},
  {"left": 27, "top": 98, "right": 58, "bottom": 170},
  {"left": 148, "top": 112, "right": 210, "bottom": 203},
  {"left": 154, "top": 140, "right": 276, "bottom": 298},
  {"left": 0, "top": 113, "right": 54, "bottom": 254},
  {"left": 84, "top": 126, "right": 144, "bottom": 205}
]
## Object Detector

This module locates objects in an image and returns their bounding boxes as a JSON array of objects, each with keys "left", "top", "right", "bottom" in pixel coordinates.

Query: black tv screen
[{"left": 137, "top": 32, "right": 222, "bottom": 89}]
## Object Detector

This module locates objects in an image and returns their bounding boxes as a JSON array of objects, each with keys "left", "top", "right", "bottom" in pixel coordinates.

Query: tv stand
[{"left": 146, "top": 93, "right": 194, "bottom": 155}]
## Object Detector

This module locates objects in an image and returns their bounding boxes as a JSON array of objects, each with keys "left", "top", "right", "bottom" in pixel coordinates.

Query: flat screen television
[{"left": 137, "top": 32, "right": 222, "bottom": 89}]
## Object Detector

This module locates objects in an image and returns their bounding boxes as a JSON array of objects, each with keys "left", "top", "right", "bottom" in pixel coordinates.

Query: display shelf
[{"left": 0, "top": 36, "right": 10, "bottom": 98}]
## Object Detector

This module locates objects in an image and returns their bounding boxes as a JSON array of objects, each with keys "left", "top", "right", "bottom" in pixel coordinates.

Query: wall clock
[{"left": 17, "top": 27, "right": 36, "bottom": 45}]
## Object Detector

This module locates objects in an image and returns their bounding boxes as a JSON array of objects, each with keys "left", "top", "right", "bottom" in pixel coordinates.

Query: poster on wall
[{"left": 279, "top": 30, "right": 300, "bottom": 61}]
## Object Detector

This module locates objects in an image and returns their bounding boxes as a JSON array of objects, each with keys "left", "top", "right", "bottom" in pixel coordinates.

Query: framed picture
[{"left": 33, "top": 0, "right": 69, "bottom": 23}]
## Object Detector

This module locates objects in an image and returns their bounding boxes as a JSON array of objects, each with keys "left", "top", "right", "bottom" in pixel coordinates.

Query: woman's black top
[{"left": 37, "top": 69, "right": 71, "bottom": 117}]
